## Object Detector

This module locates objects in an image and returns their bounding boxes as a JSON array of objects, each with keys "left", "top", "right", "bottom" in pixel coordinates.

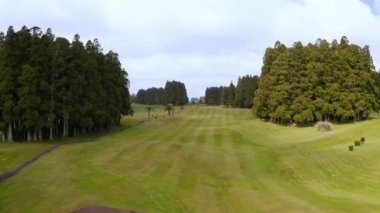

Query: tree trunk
[
  {"left": 27, "top": 130, "right": 32, "bottom": 142},
  {"left": 33, "top": 130, "right": 37, "bottom": 141},
  {"left": 63, "top": 112, "right": 68, "bottom": 137},
  {"left": 38, "top": 129, "right": 42, "bottom": 141},
  {"left": 49, "top": 126, "right": 53, "bottom": 140},
  {"left": 7, "top": 124, "right": 13, "bottom": 142}
]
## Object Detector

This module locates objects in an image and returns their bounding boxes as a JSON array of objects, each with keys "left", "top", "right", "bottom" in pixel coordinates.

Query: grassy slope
[
  {"left": 0, "top": 143, "right": 51, "bottom": 173},
  {"left": 1, "top": 106, "right": 380, "bottom": 212}
]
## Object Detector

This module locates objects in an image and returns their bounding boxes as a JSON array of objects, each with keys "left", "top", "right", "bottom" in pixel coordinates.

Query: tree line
[
  {"left": 253, "top": 37, "right": 379, "bottom": 124},
  {"left": 0, "top": 26, "right": 132, "bottom": 142},
  {"left": 205, "top": 75, "right": 259, "bottom": 108},
  {"left": 134, "top": 80, "right": 188, "bottom": 105}
]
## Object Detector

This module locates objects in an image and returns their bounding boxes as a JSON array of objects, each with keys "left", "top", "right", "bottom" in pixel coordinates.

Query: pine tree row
[
  {"left": 0, "top": 26, "right": 132, "bottom": 142},
  {"left": 205, "top": 75, "right": 259, "bottom": 108}
]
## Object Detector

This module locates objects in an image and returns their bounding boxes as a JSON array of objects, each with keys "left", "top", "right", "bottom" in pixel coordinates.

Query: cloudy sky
[{"left": 1, "top": 0, "right": 380, "bottom": 98}]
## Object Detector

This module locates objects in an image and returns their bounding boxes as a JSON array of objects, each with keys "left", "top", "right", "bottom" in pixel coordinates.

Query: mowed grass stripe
[
  {"left": 161, "top": 108, "right": 213, "bottom": 191},
  {"left": 170, "top": 106, "right": 219, "bottom": 210},
  {"left": 189, "top": 107, "right": 233, "bottom": 212},
  {"left": 150, "top": 108, "right": 212, "bottom": 178},
  {"left": 113, "top": 107, "right": 206, "bottom": 176}
]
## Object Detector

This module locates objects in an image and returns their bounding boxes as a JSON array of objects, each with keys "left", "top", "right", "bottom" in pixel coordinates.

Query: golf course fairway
[{"left": 1, "top": 105, "right": 380, "bottom": 212}]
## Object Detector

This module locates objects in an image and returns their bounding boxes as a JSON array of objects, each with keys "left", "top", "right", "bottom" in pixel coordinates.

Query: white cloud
[{"left": 1, "top": 0, "right": 380, "bottom": 98}]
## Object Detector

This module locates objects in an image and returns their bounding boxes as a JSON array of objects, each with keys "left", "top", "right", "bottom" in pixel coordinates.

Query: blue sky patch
[{"left": 361, "top": 0, "right": 379, "bottom": 15}]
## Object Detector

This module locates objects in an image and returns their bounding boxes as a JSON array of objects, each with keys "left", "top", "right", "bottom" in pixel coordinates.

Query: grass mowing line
[
  {"left": 149, "top": 109, "right": 210, "bottom": 178},
  {"left": 163, "top": 110, "right": 212, "bottom": 188},
  {"left": 173, "top": 107, "right": 221, "bottom": 210}
]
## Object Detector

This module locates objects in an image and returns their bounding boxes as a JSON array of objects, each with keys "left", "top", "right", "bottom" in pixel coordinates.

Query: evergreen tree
[
  {"left": 234, "top": 75, "right": 259, "bottom": 108},
  {"left": 163, "top": 80, "right": 188, "bottom": 105},
  {"left": 254, "top": 37, "right": 379, "bottom": 124},
  {"left": 0, "top": 26, "right": 132, "bottom": 141},
  {"left": 227, "top": 82, "right": 235, "bottom": 107}
]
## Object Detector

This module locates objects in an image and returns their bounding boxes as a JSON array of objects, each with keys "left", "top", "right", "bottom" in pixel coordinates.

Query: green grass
[
  {"left": 1, "top": 106, "right": 380, "bottom": 212},
  {"left": 0, "top": 143, "right": 51, "bottom": 173}
]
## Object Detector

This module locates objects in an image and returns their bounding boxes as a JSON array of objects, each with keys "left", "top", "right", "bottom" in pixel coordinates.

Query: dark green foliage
[
  {"left": 205, "top": 86, "right": 223, "bottom": 105},
  {"left": 354, "top": 140, "right": 361, "bottom": 146},
  {"left": 234, "top": 75, "right": 259, "bottom": 108},
  {"left": 163, "top": 81, "right": 188, "bottom": 105},
  {"left": 254, "top": 37, "right": 379, "bottom": 124},
  {"left": 135, "top": 81, "right": 188, "bottom": 106},
  {"left": 227, "top": 82, "right": 235, "bottom": 107},
  {"left": 361, "top": 137, "right": 365, "bottom": 143},
  {"left": 0, "top": 26, "right": 132, "bottom": 141},
  {"left": 134, "top": 87, "right": 164, "bottom": 105},
  {"left": 349, "top": 145, "right": 354, "bottom": 151},
  {"left": 204, "top": 76, "right": 257, "bottom": 108}
]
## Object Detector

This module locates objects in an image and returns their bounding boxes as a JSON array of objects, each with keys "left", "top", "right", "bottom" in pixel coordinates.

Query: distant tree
[
  {"left": 205, "top": 87, "right": 222, "bottom": 105},
  {"left": 234, "top": 75, "right": 259, "bottom": 108},
  {"left": 220, "top": 86, "right": 229, "bottom": 107},
  {"left": 227, "top": 82, "right": 235, "bottom": 107},
  {"left": 163, "top": 80, "right": 188, "bottom": 105},
  {"left": 165, "top": 104, "right": 174, "bottom": 116},
  {"left": 135, "top": 89, "right": 146, "bottom": 104},
  {"left": 146, "top": 106, "right": 153, "bottom": 119}
]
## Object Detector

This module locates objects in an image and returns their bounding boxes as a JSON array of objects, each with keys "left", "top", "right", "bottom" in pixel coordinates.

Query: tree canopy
[
  {"left": 134, "top": 80, "right": 188, "bottom": 106},
  {"left": 134, "top": 87, "right": 165, "bottom": 105},
  {"left": 234, "top": 75, "right": 259, "bottom": 108},
  {"left": 0, "top": 26, "right": 132, "bottom": 141},
  {"left": 163, "top": 81, "right": 189, "bottom": 105},
  {"left": 205, "top": 76, "right": 259, "bottom": 108},
  {"left": 254, "top": 37, "right": 379, "bottom": 124}
]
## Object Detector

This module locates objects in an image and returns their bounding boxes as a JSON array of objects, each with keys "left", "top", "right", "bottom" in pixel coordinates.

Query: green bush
[
  {"left": 349, "top": 145, "right": 354, "bottom": 151},
  {"left": 361, "top": 137, "right": 365, "bottom": 144},
  {"left": 354, "top": 140, "right": 361, "bottom": 146}
]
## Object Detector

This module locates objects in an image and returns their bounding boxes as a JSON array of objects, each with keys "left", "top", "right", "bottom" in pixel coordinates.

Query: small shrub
[
  {"left": 354, "top": 140, "right": 361, "bottom": 146},
  {"left": 361, "top": 137, "right": 365, "bottom": 144},
  {"left": 349, "top": 145, "right": 354, "bottom": 151}
]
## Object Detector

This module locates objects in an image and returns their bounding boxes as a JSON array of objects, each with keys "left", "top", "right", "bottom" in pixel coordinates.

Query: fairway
[{"left": 1, "top": 106, "right": 380, "bottom": 212}]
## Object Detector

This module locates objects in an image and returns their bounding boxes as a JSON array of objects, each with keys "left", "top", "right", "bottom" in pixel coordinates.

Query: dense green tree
[
  {"left": 135, "top": 89, "right": 146, "bottom": 104},
  {"left": 254, "top": 37, "right": 379, "bottom": 124},
  {"left": 134, "top": 87, "right": 165, "bottom": 105},
  {"left": 205, "top": 86, "right": 222, "bottom": 105},
  {"left": 234, "top": 75, "right": 259, "bottom": 108},
  {"left": 163, "top": 81, "right": 188, "bottom": 105},
  {"left": 0, "top": 26, "right": 132, "bottom": 141},
  {"left": 220, "top": 86, "right": 229, "bottom": 106}
]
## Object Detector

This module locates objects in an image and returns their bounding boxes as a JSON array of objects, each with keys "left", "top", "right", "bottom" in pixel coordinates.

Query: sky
[{"left": 1, "top": 0, "right": 380, "bottom": 98}]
